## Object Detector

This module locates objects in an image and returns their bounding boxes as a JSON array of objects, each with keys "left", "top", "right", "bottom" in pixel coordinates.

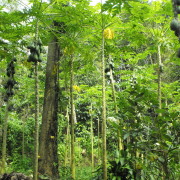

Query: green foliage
[
  {"left": 108, "top": 150, "right": 135, "bottom": 180},
  {"left": 102, "top": 0, "right": 140, "bottom": 16},
  {"left": 59, "top": 166, "right": 72, "bottom": 180},
  {"left": 0, "top": 0, "right": 179, "bottom": 179},
  {"left": 8, "top": 154, "right": 33, "bottom": 175},
  {"left": 59, "top": 166, "right": 92, "bottom": 180},
  {"left": 76, "top": 166, "right": 92, "bottom": 180}
]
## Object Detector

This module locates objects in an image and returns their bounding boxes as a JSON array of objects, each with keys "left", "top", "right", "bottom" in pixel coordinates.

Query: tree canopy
[{"left": 0, "top": 0, "right": 179, "bottom": 180}]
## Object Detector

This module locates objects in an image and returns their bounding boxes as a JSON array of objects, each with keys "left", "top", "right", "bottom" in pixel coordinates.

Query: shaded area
[{"left": 0, "top": 173, "right": 31, "bottom": 180}]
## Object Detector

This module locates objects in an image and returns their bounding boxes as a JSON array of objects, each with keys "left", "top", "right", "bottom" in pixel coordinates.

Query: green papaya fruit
[
  {"left": 4, "top": 84, "right": 8, "bottom": 89},
  {"left": 7, "top": 79, "right": 15, "bottom": 87},
  {"left": 38, "top": 54, "right": 43, "bottom": 62},
  {"left": 27, "top": 54, "right": 33, "bottom": 62},
  {"left": 40, "top": 46, "right": 46, "bottom": 54},
  {"left": 28, "top": 53, "right": 38, "bottom": 62},
  {"left": 10, "top": 90, "right": 14, "bottom": 96},
  {"left": 7, "top": 89, "right": 14, "bottom": 97},
  {"left": 27, "top": 45, "right": 36, "bottom": 53},
  {"left": 175, "top": 29, "right": 180, "bottom": 37},
  {"left": 176, "top": 6, "right": 180, "bottom": 14},
  {"left": 35, "top": 46, "right": 40, "bottom": 56},
  {"left": 12, "top": 57, "right": 17, "bottom": 62},
  {"left": 4, "top": 97, "right": 8, "bottom": 102},
  {"left": 170, "top": 19, "right": 180, "bottom": 31},
  {"left": 11, "top": 69, "right": 15, "bottom": 75},
  {"left": 33, "top": 53, "right": 38, "bottom": 62},
  {"left": 37, "top": 38, "right": 42, "bottom": 46},
  {"left": 7, "top": 69, "right": 11, "bottom": 77},
  {"left": 6, "top": 89, "right": 11, "bottom": 96},
  {"left": 175, "top": 0, "right": 180, "bottom": 5}
]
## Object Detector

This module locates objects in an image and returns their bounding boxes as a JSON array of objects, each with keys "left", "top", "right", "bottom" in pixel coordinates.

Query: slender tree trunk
[
  {"left": 108, "top": 55, "right": 117, "bottom": 114},
  {"left": 90, "top": 103, "right": 94, "bottom": 172},
  {"left": 1, "top": 102, "right": 9, "bottom": 174},
  {"left": 38, "top": 36, "right": 60, "bottom": 179},
  {"left": 108, "top": 55, "right": 123, "bottom": 151},
  {"left": 22, "top": 105, "right": 29, "bottom": 159},
  {"left": 22, "top": 120, "right": 25, "bottom": 159},
  {"left": 33, "top": 18, "right": 40, "bottom": 180},
  {"left": 102, "top": 30, "right": 107, "bottom": 180},
  {"left": 158, "top": 46, "right": 170, "bottom": 180},
  {"left": 70, "top": 55, "right": 75, "bottom": 179},
  {"left": 97, "top": 117, "right": 100, "bottom": 165},
  {"left": 157, "top": 45, "right": 170, "bottom": 180},
  {"left": 65, "top": 106, "right": 70, "bottom": 167},
  {"left": 158, "top": 45, "right": 162, "bottom": 115},
  {"left": 162, "top": 152, "right": 169, "bottom": 180},
  {"left": 33, "top": 61, "right": 39, "bottom": 180}
]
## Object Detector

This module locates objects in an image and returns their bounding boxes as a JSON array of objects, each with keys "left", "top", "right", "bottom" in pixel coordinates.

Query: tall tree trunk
[
  {"left": 158, "top": 45, "right": 162, "bottom": 115},
  {"left": 102, "top": 29, "right": 107, "bottom": 180},
  {"left": 38, "top": 36, "right": 60, "bottom": 179},
  {"left": 22, "top": 119, "right": 25, "bottom": 159},
  {"left": 108, "top": 55, "right": 123, "bottom": 151},
  {"left": 33, "top": 18, "right": 40, "bottom": 180},
  {"left": 97, "top": 117, "right": 100, "bottom": 165},
  {"left": 158, "top": 45, "right": 170, "bottom": 180},
  {"left": 64, "top": 105, "right": 70, "bottom": 167},
  {"left": 33, "top": 61, "right": 39, "bottom": 180},
  {"left": 1, "top": 101, "right": 9, "bottom": 174},
  {"left": 22, "top": 105, "right": 29, "bottom": 159},
  {"left": 108, "top": 55, "right": 117, "bottom": 114},
  {"left": 90, "top": 103, "right": 94, "bottom": 173},
  {"left": 70, "top": 55, "right": 75, "bottom": 179}
]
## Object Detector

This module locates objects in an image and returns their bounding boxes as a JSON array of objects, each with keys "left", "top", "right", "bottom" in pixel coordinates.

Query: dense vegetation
[{"left": 0, "top": 0, "right": 179, "bottom": 180}]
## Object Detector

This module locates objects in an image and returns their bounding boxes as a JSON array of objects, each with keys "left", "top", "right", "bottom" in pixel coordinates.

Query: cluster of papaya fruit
[
  {"left": 170, "top": 0, "right": 180, "bottom": 57},
  {"left": 170, "top": 0, "right": 180, "bottom": 35},
  {"left": 27, "top": 38, "right": 43, "bottom": 63},
  {"left": 174, "top": 0, "right": 180, "bottom": 14},
  {"left": 170, "top": 18, "right": 180, "bottom": 37},
  {"left": 105, "top": 59, "right": 115, "bottom": 80},
  {"left": 4, "top": 58, "right": 17, "bottom": 102}
]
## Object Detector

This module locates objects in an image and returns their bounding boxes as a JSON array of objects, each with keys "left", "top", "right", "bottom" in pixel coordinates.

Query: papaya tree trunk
[
  {"left": 33, "top": 60, "right": 39, "bottom": 180},
  {"left": 64, "top": 105, "right": 70, "bottom": 167},
  {"left": 102, "top": 29, "right": 107, "bottom": 180},
  {"left": 38, "top": 36, "right": 60, "bottom": 179},
  {"left": 108, "top": 55, "right": 117, "bottom": 114},
  {"left": 22, "top": 120, "right": 25, "bottom": 159},
  {"left": 90, "top": 103, "right": 94, "bottom": 172},
  {"left": 22, "top": 104, "right": 29, "bottom": 159},
  {"left": 33, "top": 18, "right": 40, "bottom": 180},
  {"left": 158, "top": 45, "right": 170, "bottom": 180},
  {"left": 158, "top": 45, "right": 162, "bottom": 115},
  {"left": 70, "top": 55, "right": 75, "bottom": 179},
  {"left": 1, "top": 101, "right": 9, "bottom": 174},
  {"left": 97, "top": 117, "right": 100, "bottom": 165},
  {"left": 108, "top": 55, "right": 123, "bottom": 150}
]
